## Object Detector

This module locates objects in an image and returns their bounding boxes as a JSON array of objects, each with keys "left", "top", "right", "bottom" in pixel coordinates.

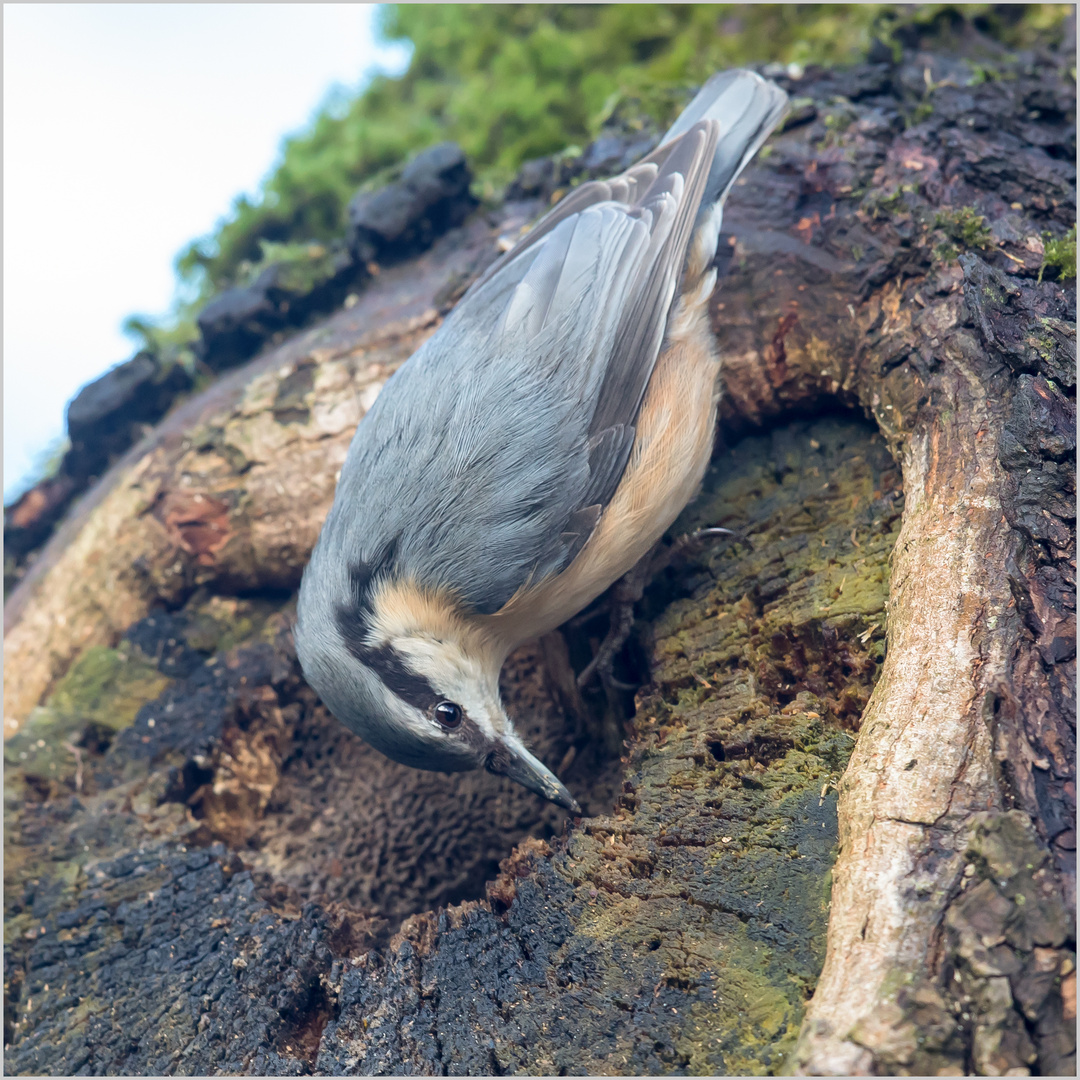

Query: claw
[
  {"left": 576, "top": 654, "right": 601, "bottom": 688},
  {"left": 660, "top": 525, "right": 737, "bottom": 568}
]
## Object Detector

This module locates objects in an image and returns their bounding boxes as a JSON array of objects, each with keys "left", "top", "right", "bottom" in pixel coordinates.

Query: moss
[
  {"left": 1039, "top": 224, "right": 1076, "bottom": 283},
  {"left": 679, "top": 970, "right": 798, "bottom": 1075},
  {"left": 4, "top": 646, "right": 169, "bottom": 791},
  {"left": 868, "top": 185, "right": 910, "bottom": 219},
  {"left": 45, "top": 645, "right": 168, "bottom": 730},
  {"left": 909, "top": 99, "right": 935, "bottom": 125},
  {"left": 935, "top": 205, "right": 993, "bottom": 249},
  {"left": 821, "top": 106, "right": 855, "bottom": 136},
  {"left": 121, "top": 310, "right": 200, "bottom": 369},
  {"left": 236, "top": 239, "right": 348, "bottom": 294},
  {"left": 181, "top": 592, "right": 286, "bottom": 654},
  {"left": 937, "top": 204, "right": 993, "bottom": 250},
  {"left": 933, "top": 240, "right": 960, "bottom": 264}
]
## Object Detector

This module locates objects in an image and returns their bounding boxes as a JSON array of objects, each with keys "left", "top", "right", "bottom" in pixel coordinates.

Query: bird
[{"left": 296, "top": 69, "right": 789, "bottom": 815}]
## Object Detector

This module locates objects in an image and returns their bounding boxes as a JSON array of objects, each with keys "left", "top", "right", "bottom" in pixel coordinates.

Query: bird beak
[{"left": 489, "top": 734, "right": 581, "bottom": 814}]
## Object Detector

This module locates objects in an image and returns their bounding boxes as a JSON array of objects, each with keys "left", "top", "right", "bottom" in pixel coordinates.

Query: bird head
[{"left": 295, "top": 566, "right": 580, "bottom": 813}]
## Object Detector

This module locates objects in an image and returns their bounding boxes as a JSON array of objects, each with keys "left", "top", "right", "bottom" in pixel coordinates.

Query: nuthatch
[{"left": 296, "top": 70, "right": 788, "bottom": 813}]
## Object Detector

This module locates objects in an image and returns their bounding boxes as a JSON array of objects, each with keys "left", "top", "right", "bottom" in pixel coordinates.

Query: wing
[{"left": 319, "top": 121, "right": 718, "bottom": 615}]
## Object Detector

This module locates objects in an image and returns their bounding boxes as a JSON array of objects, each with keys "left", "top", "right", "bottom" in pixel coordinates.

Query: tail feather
[
  {"left": 660, "top": 69, "right": 788, "bottom": 286},
  {"left": 662, "top": 70, "right": 789, "bottom": 215}
]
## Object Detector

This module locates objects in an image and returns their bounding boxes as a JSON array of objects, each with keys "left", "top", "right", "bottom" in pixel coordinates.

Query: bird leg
[
  {"left": 575, "top": 568, "right": 647, "bottom": 691},
  {"left": 576, "top": 527, "right": 734, "bottom": 690}
]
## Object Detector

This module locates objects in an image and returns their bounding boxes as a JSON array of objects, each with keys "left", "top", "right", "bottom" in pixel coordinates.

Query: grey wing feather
[
  {"left": 316, "top": 72, "right": 785, "bottom": 617},
  {"left": 469, "top": 160, "right": 661, "bottom": 295}
]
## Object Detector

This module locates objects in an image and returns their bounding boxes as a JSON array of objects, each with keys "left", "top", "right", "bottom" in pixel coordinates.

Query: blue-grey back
[
  {"left": 318, "top": 198, "right": 687, "bottom": 614},
  {"left": 304, "top": 69, "right": 788, "bottom": 620}
]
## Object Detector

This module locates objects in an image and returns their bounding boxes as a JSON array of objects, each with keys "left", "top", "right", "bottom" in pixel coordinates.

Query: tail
[{"left": 661, "top": 70, "right": 789, "bottom": 285}]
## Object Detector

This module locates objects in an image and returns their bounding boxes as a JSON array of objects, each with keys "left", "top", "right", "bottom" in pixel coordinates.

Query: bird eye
[{"left": 434, "top": 701, "right": 463, "bottom": 729}]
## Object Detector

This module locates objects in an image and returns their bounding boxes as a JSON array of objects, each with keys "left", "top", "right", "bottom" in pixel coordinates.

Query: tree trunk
[{"left": 4, "top": 48, "right": 1074, "bottom": 1075}]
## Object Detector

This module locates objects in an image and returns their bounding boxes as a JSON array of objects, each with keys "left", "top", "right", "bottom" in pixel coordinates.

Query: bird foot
[{"left": 576, "top": 526, "right": 735, "bottom": 689}]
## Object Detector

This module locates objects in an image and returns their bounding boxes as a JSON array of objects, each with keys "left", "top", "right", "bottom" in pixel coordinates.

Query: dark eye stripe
[
  {"left": 333, "top": 551, "right": 445, "bottom": 715},
  {"left": 363, "top": 645, "right": 442, "bottom": 714},
  {"left": 335, "top": 601, "right": 441, "bottom": 715}
]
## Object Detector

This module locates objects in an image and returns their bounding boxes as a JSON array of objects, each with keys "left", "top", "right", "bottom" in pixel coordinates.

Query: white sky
[{"left": 4, "top": 3, "right": 410, "bottom": 501}]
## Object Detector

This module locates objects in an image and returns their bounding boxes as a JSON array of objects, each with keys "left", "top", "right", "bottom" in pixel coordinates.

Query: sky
[{"left": 3, "top": 3, "right": 410, "bottom": 502}]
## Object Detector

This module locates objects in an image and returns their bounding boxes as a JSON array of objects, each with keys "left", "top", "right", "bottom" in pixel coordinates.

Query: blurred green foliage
[{"left": 130, "top": 4, "right": 1072, "bottom": 352}]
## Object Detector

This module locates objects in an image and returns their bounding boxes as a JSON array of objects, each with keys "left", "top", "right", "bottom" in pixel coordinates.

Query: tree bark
[{"left": 4, "top": 48, "right": 1074, "bottom": 1075}]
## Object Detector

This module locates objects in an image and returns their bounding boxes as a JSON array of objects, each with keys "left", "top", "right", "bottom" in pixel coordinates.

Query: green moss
[
  {"left": 182, "top": 593, "right": 286, "bottom": 655},
  {"left": 4, "top": 646, "right": 169, "bottom": 790},
  {"left": 1039, "top": 224, "right": 1076, "bottom": 283},
  {"left": 935, "top": 205, "right": 993, "bottom": 249},
  {"left": 909, "top": 99, "right": 935, "bottom": 125},
  {"left": 46, "top": 645, "right": 168, "bottom": 731},
  {"left": 933, "top": 240, "right": 960, "bottom": 264},
  {"left": 122, "top": 311, "right": 200, "bottom": 369},
  {"left": 679, "top": 970, "right": 798, "bottom": 1074},
  {"left": 867, "top": 185, "right": 911, "bottom": 219},
  {"left": 235, "top": 240, "right": 347, "bottom": 293}
]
